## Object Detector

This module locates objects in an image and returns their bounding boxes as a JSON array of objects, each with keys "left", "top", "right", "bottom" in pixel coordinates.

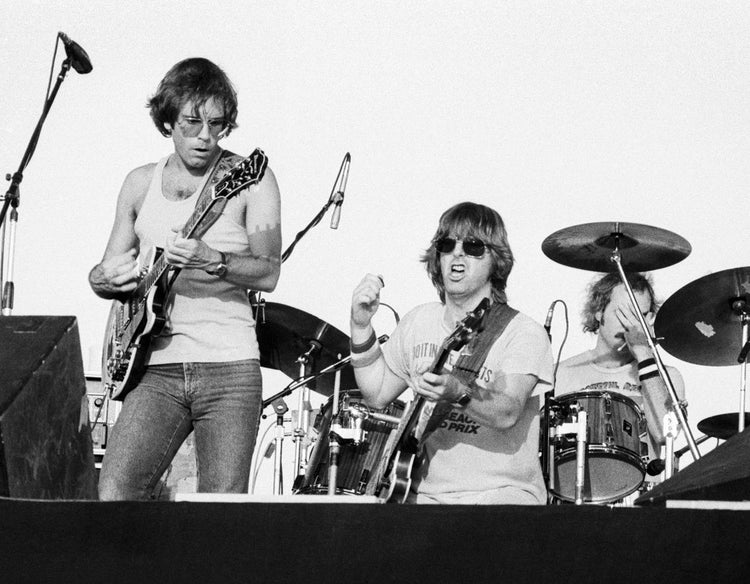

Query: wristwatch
[
  {"left": 452, "top": 392, "right": 472, "bottom": 408},
  {"left": 206, "top": 251, "right": 228, "bottom": 277}
]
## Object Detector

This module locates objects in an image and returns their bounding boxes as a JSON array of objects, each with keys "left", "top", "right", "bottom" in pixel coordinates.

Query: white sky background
[{"left": 1, "top": 1, "right": 749, "bottom": 481}]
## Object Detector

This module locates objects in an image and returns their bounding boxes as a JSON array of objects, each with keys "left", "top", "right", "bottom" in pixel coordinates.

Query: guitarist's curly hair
[
  {"left": 147, "top": 57, "right": 238, "bottom": 138},
  {"left": 421, "top": 202, "right": 514, "bottom": 304}
]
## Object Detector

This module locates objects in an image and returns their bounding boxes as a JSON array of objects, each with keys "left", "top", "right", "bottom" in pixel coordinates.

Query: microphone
[
  {"left": 544, "top": 301, "right": 555, "bottom": 339},
  {"left": 58, "top": 32, "right": 93, "bottom": 74},
  {"left": 330, "top": 153, "right": 350, "bottom": 229}
]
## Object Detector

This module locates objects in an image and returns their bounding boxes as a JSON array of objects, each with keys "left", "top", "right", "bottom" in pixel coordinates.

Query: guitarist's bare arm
[{"left": 89, "top": 165, "right": 153, "bottom": 299}]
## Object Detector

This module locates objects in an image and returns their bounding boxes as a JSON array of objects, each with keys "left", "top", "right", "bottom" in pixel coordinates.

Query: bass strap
[{"left": 422, "top": 301, "right": 519, "bottom": 439}]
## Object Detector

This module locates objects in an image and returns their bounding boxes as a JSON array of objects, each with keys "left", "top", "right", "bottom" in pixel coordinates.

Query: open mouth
[{"left": 448, "top": 264, "right": 465, "bottom": 279}]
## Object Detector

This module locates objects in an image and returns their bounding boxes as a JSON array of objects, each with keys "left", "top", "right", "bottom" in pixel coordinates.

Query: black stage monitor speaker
[
  {"left": 636, "top": 426, "right": 750, "bottom": 505},
  {"left": 0, "top": 316, "right": 96, "bottom": 499}
]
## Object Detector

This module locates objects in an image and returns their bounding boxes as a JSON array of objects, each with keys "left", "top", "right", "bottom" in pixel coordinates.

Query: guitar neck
[{"left": 132, "top": 183, "right": 224, "bottom": 301}]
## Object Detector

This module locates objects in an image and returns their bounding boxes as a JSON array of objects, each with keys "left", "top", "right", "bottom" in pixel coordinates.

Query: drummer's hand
[
  {"left": 617, "top": 301, "right": 654, "bottom": 361},
  {"left": 351, "top": 273, "right": 385, "bottom": 329},
  {"left": 414, "top": 372, "right": 465, "bottom": 403}
]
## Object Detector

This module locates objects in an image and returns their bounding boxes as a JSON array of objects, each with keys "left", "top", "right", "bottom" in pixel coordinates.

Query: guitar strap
[
  {"left": 190, "top": 148, "right": 268, "bottom": 239},
  {"left": 422, "top": 301, "right": 519, "bottom": 438}
]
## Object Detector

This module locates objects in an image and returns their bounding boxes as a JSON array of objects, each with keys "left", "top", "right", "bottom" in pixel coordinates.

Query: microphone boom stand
[{"left": 2, "top": 58, "right": 74, "bottom": 315}]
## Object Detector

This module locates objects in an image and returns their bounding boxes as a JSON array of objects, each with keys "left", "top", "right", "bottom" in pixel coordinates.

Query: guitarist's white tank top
[{"left": 134, "top": 154, "right": 259, "bottom": 364}]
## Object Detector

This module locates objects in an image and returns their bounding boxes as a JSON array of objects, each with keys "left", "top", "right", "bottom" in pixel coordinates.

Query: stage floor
[{"left": 1, "top": 497, "right": 749, "bottom": 583}]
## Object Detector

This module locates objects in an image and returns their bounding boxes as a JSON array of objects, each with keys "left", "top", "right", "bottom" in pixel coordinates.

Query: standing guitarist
[
  {"left": 88, "top": 58, "right": 281, "bottom": 500},
  {"left": 350, "top": 202, "right": 552, "bottom": 504}
]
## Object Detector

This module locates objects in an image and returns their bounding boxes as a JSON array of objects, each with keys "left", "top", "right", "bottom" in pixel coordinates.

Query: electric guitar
[
  {"left": 375, "top": 297, "right": 490, "bottom": 503},
  {"left": 101, "top": 149, "right": 268, "bottom": 401}
]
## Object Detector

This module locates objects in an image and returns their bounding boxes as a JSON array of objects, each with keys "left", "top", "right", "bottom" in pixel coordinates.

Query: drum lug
[{"left": 605, "top": 422, "right": 615, "bottom": 445}]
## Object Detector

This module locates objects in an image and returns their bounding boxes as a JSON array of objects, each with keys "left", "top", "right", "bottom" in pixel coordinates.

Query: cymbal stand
[
  {"left": 610, "top": 250, "right": 701, "bottom": 461},
  {"left": 271, "top": 398, "right": 289, "bottom": 495},
  {"left": 734, "top": 304, "right": 749, "bottom": 434}
]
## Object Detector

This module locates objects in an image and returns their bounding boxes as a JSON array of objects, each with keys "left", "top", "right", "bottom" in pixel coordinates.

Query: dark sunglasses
[{"left": 435, "top": 237, "right": 488, "bottom": 258}]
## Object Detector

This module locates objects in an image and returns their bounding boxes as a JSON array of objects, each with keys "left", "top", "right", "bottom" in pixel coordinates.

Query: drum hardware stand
[
  {"left": 662, "top": 411, "right": 678, "bottom": 480},
  {"left": 271, "top": 398, "right": 289, "bottom": 495},
  {"left": 574, "top": 410, "right": 588, "bottom": 505},
  {"left": 548, "top": 401, "right": 589, "bottom": 504},
  {"left": 261, "top": 351, "right": 355, "bottom": 492},
  {"left": 734, "top": 303, "right": 749, "bottom": 434},
  {"left": 327, "top": 357, "right": 343, "bottom": 496},
  {"left": 609, "top": 246, "right": 702, "bottom": 461},
  {"left": 292, "top": 344, "right": 321, "bottom": 482}
]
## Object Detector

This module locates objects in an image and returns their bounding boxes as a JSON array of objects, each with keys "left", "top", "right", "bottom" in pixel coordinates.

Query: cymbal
[
  {"left": 255, "top": 302, "right": 357, "bottom": 396},
  {"left": 541, "top": 222, "right": 691, "bottom": 272},
  {"left": 655, "top": 267, "right": 750, "bottom": 366},
  {"left": 697, "top": 413, "right": 750, "bottom": 440}
]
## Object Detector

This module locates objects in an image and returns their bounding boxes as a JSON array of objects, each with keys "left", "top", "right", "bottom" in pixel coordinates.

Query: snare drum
[
  {"left": 547, "top": 390, "right": 647, "bottom": 504},
  {"left": 297, "top": 390, "right": 404, "bottom": 495}
]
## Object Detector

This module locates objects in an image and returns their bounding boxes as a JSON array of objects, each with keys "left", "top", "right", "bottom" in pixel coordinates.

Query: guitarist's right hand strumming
[{"left": 89, "top": 248, "right": 140, "bottom": 300}]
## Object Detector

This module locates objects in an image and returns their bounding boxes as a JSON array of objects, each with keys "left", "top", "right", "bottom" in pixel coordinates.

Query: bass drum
[
  {"left": 298, "top": 390, "right": 404, "bottom": 495},
  {"left": 547, "top": 390, "right": 648, "bottom": 504}
]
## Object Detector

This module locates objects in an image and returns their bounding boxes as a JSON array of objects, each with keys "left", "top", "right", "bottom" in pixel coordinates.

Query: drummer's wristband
[
  {"left": 350, "top": 331, "right": 382, "bottom": 369},
  {"left": 637, "top": 358, "right": 659, "bottom": 381}
]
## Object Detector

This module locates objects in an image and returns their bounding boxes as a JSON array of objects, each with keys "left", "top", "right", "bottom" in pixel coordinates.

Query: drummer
[{"left": 555, "top": 272, "right": 686, "bottom": 477}]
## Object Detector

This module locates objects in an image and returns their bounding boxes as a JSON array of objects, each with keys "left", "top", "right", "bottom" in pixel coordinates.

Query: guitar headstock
[
  {"left": 443, "top": 297, "right": 490, "bottom": 354},
  {"left": 213, "top": 150, "right": 269, "bottom": 200}
]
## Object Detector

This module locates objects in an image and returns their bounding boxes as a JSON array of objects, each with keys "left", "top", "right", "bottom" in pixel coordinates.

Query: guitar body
[
  {"left": 100, "top": 148, "right": 269, "bottom": 401},
  {"left": 375, "top": 298, "right": 490, "bottom": 503},
  {"left": 381, "top": 436, "right": 418, "bottom": 504},
  {"left": 102, "top": 248, "right": 170, "bottom": 400}
]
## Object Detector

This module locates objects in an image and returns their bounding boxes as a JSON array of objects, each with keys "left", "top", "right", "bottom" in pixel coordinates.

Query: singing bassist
[{"left": 349, "top": 202, "right": 552, "bottom": 505}]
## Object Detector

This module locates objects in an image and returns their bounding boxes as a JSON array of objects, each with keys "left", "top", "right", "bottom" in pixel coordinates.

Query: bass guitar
[
  {"left": 375, "top": 297, "right": 489, "bottom": 503},
  {"left": 101, "top": 149, "right": 268, "bottom": 400}
]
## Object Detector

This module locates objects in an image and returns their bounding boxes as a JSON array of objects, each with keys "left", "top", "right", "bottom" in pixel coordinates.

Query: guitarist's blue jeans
[{"left": 98, "top": 359, "right": 263, "bottom": 500}]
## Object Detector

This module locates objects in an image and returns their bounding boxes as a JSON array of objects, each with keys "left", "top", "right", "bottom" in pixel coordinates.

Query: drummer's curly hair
[
  {"left": 421, "top": 202, "right": 514, "bottom": 304},
  {"left": 147, "top": 57, "right": 238, "bottom": 138},
  {"left": 582, "top": 272, "right": 658, "bottom": 333}
]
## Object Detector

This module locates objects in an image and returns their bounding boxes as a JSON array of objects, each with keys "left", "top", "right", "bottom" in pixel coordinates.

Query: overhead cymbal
[
  {"left": 255, "top": 302, "right": 357, "bottom": 396},
  {"left": 655, "top": 267, "right": 750, "bottom": 366},
  {"left": 541, "top": 222, "right": 691, "bottom": 272},
  {"left": 697, "top": 413, "right": 750, "bottom": 440}
]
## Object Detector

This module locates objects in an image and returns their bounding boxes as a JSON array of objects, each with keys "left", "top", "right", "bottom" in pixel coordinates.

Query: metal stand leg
[
  {"left": 663, "top": 411, "right": 678, "bottom": 480},
  {"left": 610, "top": 251, "right": 701, "bottom": 461},
  {"left": 737, "top": 315, "right": 749, "bottom": 433},
  {"left": 574, "top": 410, "right": 588, "bottom": 505},
  {"left": 271, "top": 399, "right": 288, "bottom": 495},
  {"left": 327, "top": 363, "right": 343, "bottom": 496}
]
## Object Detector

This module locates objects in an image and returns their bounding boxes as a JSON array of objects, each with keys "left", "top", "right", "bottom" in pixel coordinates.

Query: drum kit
[
  {"left": 540, "top": 221, "right": 750, "bottom": 505},
  {"left": 252, "top": 299, "right": 403, "bottom": 496},
  {"left": 252, "top": 218, "right": 748, "bottom": 504}
]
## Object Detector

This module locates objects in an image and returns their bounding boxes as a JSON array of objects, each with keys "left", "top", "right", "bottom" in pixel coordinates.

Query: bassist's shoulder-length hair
[{"left": 421, "top": 201, "right": 514, "bottom": 304}]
